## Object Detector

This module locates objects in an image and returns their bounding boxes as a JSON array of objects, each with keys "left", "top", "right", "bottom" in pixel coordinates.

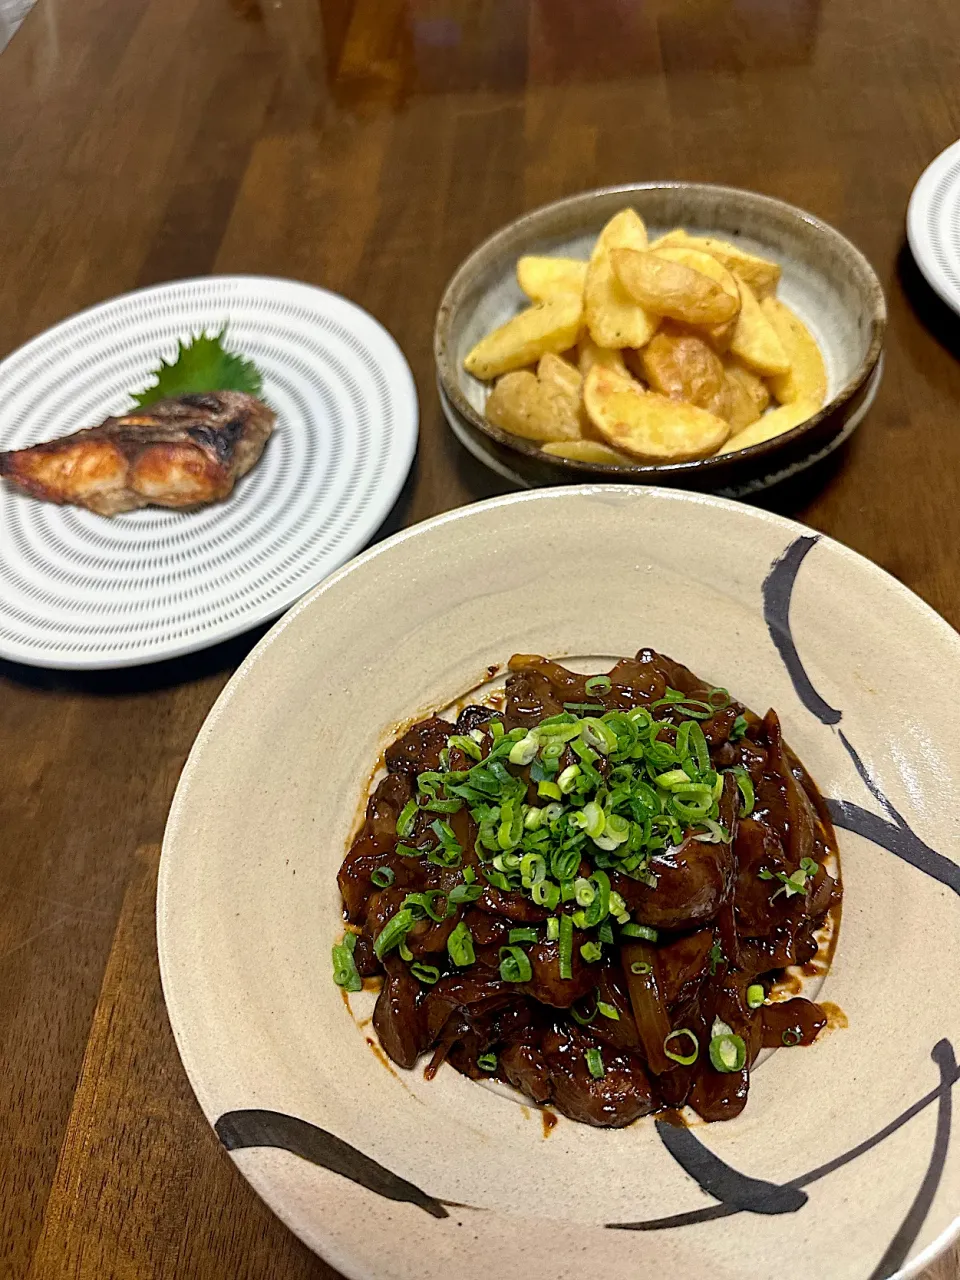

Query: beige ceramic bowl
[
  {"left": 160, "top": 487, "right": 960, "bottom": 1280},
  {"left": 435, "top": 184, "right": 886, "bottom": 495}
]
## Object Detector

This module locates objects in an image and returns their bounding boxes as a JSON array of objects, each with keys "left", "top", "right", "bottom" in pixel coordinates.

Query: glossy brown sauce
[
  {"left": 820, "top": 1001, "right": 849, "bottom": 1031},
  {"left": 337, "top": 651, "right": 843, "bottom": 1127},
  {"left": 541, "top": 1109, "right": 558, "bottom": 1137}
]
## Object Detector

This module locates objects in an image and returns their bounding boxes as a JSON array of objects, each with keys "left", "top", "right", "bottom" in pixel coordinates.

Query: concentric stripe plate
[
  {"left": 907, "top": 138, "right": 960, "bottom": 315},
  {"left": 0, "top": 277, "right": 418, "bottom": 669}
]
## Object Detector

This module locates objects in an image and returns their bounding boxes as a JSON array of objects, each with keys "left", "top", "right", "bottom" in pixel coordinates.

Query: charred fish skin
[{"left": 0, "top": 390, "right": 276, "bottom": 516}]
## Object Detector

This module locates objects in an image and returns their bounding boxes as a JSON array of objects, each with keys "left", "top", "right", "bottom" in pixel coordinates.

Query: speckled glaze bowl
[
  {"left": 159, "top": 487, "right": 960, "bottom": 1280},
  {"left": 435, "top": 184, "right": 886, "bottom": 495}
]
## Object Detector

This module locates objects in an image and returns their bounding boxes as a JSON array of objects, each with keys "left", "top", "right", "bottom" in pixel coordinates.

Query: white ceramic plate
[
  {"left": 0, "top": 276, "right": 418, "bottom": 669},
  {"left": 159, "top": 487, "right": 960, "bottom": 1280},
  {"left": 907, "top": 139, "right": 960, "bottom": 315}
]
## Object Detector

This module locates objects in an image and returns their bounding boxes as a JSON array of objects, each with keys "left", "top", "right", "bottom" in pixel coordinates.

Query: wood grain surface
[{"left": 1, "top": 0, "right": 959, "bottom": 1275}]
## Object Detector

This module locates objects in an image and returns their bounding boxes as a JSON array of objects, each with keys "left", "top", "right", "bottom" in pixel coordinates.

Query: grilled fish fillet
[{"left": 0, "top": 391, "right": 276, "bottom": 516}]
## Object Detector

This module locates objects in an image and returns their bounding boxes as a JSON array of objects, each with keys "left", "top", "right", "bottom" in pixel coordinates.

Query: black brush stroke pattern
[
  {"left": 216, "top": 1109, "right": 449, "bottom": 1219},
  {"left": 867, "top": 1040, "right": 955, "bottom": 1279},
  {"left": 762, "top": 535, "right": 842, "bottom": 726},
  {"left": 654, "top": 1121, "right": 807, "bottom": 1214},
  {"left": 609, "top": 1041, "right": 959, "bottom": 1234}
]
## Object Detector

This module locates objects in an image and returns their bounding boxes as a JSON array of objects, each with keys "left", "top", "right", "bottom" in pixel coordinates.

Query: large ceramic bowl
[
  {"left": 159, "top": 487, "right": 960, "bottom": 1280},
  {"left": 435, "top": 184, "right": 886, "bottom": 495}
]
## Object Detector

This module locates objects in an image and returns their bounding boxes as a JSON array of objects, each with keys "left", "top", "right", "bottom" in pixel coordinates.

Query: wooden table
[{"left": 2, "top": 0, "right": 960, "bottom": 1275}]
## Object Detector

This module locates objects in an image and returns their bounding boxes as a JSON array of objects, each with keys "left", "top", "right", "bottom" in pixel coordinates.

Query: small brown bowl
[{"left": 434, "top": 183, "right": 886, "bottom": 495}]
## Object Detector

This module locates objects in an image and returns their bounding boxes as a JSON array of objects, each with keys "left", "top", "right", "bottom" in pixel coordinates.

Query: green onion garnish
[
  {"left": 709, "top": 1018, "right": 747, "bottom": 1072},
  {"left": 630, "top": 960, "right": 652, "bottom": 975},
  {"left": 597, "top": 1000, "right": 620, "bottom": 1021},
  {"left": 331, "top": 933, "right": 362, "bottom": 992},
  {"left": 585, "top": 1047, "right": 605, "bottom": 1078},
  {"left": 395, "top": 843, "right": 423, "bottom": 858},
  {"left": 570, "top": 997, "right": 597, "bottom": 1025},
  {"left": 546, "top": 916, "right": 560, "bottom": 941},
  {"left": 564, "top": 702, "right": 605, "bottom": 714},
  {"left": 371, "top": 866, "right": 395, "bottom": 888},
  {"left": 509, "top": 926, "right": 538, "bottom": 944},
  {"left": 597, "top": 921, "right": 614, "bottom": 945},
  {"left": 447, "top": 733, "right": 483, "bottom": 761},
  {"left": 509, "top": 734, "right": 540, "bottom": 766},
  {"left": 580, "top": 941, "right": 602, "bottom": 963},
  {"left": 663, "top": 1029, "right": 699, "bottom": 1065},
  {"left": 447, "top": 921, "right": 475, "bottom": 966},
  {"left": 499, "top": 945, "right": 533, "bottom": 983},
  {"left": 398, "top": 939, "right": 413, "bottom": 962},
  {"left": 585, "top": 675, "right": 613, "bottom": 695},
  {"left": 730, "top": 714, "right": 749, "bottom": 742},
  {"left": 532, "top": 879, "right": 560, "bottom": 909},
  {"left": 538, "top": 780, "right": 562, "bottom": 801},
  {"left": 731, "top": 767, "right": 755, "bottom": 816},
  {"left": 477, "top": 1052, "right": 498, "bottom": 1072},
  {"left": 708, "top": 940, "right": 723, "bottom": 975},
  {"left": 558, "top": 913, "right": 573, "bottom": 979},
  {"left": 395, "top": 799, "right": 418, "bottom": 838},
  {"left": 781, "top": 1028, "right": 803, "bottom": 1046},
  {"left": 449, "top": 882, "right": 483, "bottom": 905},
  {"left": 410, "top": 962, "right": 440, "bottom": 985},
  {"left": 621, "top": 923, "right": 658, "bottom": 942},
  {"left": 374, "top": 909, "right": 414, "bottom": 959},
  {"left": 557, "top": 764, "right": 581, "bottom": 793},
  {"left": 746, "top": 983, "right": 765, "bottom": 1009}
]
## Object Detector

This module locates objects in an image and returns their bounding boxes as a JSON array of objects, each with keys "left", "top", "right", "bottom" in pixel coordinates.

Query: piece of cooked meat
[{"left": 0, "top": 391, "right": 276, "bottom": 516}]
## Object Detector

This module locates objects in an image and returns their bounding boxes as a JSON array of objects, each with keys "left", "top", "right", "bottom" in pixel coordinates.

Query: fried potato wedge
[
  {"left": 484, "top": 355, "right": 583, "bottom": 443},
  {"left": 717, "top": 397, "right": 820, "bottom": 453},
  {"left": 728, "top": 277, "right": 790, "bottom": 375},
  {"left": 653, "top": 229, "right": 781, "bottom": 299},
  {"left": 583, "top": 365, "right": 730, "bottom": 462},
  {"left": 639, "top": 324, "right": 726, "bottom": 407},
  {"left": 584, "top": 210, "right": 658, "bottom": 350},
  {"left": 611, "top": 249, "right": 740, "bottom": 326},
  {"left": 652, "top": 245, "right": 740, "bottom": 347},
  {"left": 517, "top": 256, "right": 588, "bottom": 303},
  {"left": 761, "top": 297, "right": 827, "bottom": 406},
  {"left": 577, "top": 335, "right": 631, "bottom": 378},
  {"left": 725, "top": 358, "right": 771, "bottom": 416},
  {"left": 464, "top": 294, "right": 583, "bottom": 380},
  {"left": 717, "top": 371, "right": 761, "bottom": 432},
  {"left": 541, "top": 439, "right": 634, "bottom": 465}
]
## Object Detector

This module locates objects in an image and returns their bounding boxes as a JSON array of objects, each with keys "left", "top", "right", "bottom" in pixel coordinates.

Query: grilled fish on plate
[{"left": 0, "top": 391, "right": 276, "bottom": 516}]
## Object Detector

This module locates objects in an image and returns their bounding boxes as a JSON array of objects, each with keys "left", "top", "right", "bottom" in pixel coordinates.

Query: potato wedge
[
  {"left": 717, "top": 397, "right": 820, "bottom": 453},
  {"left": 717, "top": 371, "right": 761, "bottom": 432},
  {"left": 725, "top": 358, "right": 771, "bottom": 417},
  {"left": 577, "top": 335, "right": 630, "bottom": 378},
  {"left": 584, "top": 210, "right": 658, "bottom": 350},
  {"left": 517, "top": 256, "right": 588, "bottom": 303},
  {"left": 537, "top": 352, "right": 586, "bottom": 436},
  {"left": 652, "top": 245, "right": 740, "bottom": 347},
  {"left": 464, "top": 294, "right": 583, "bottom": 380},
  {"left": 653, "top": 229, "right": 781, "bottom": 299},
  {"left": 537, "top": 351, "right": 582, "bottom": 399},
  {"left": 761, "top": 297, "right": 827, "bottom": 406},
  {"left": 541, "top": 439, "right": 634, "bottom": 465},
  {"left": 728, "top": 277, "right": 790, "bottom": 375},
  {"left": 583, "top": 365, "right": 730, "bottom": 462},
  {"left": 611, "top": 249, "right": 740, "bottom": 326},
  {"left": 639, "top": 324, "right": 726, "bottom": 407},
  {"left": 484, "top": 355, "right": 583, "bottom": 443}
]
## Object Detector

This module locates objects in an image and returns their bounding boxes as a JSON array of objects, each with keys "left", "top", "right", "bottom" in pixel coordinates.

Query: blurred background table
[{"left": 2, "top": 0, "right": 960, "bottom": 1275}]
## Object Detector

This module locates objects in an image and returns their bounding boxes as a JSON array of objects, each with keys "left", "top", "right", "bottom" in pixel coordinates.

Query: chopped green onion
[
  {"left": 730, "top": 714, "right": 749, "bottom": 743},
  {"left": 395, "top": 843, "right": 423, "bottom": 858},
  {"left": 546, "top": 916, "right": 560, "bottom": 941},
  {"left": 570, "top": 997, "right": 597, "bottom": 1025},
  {"left": 447, "top": 921, "right": 476, "bottom": 966},
  {"left": 585, "top": 675, "right": 613, "bottom": 695},
  {"left": 499, "top": 945, "right": 533, "bottom": 983},
  {"left": 523, "top": 806, "right": 543, "bottom": 831},
  {"left": 581, "top": 717, "right": 618, "bottom": 755},
  {"left": 746, "top": 983, "right": 765, "bottom": 1009},
  {"left": 509, "top": 927, "right": 538, "bottom": 944},
  {"left": 520, "top": 852, "right": 547, "bottom": 886},
  {"left": 398, "top": 939, "right": 413, "bottom": 962},
  {"left": 708, "top": 940, "right": 723, "bottom": 975},
  {"left": 331, "top": 933, "right": 362, "bottom": 992},
  {"left": 374, "top": 908, "right": 414, "bottom": 959},
  {"left": 580, "top": 941, "right": 603, "bottom": 963},
  {"left": 509, "top": 734, "right": 540, "bottom": 766},
  {"left": 532, "top": 879, "right": 560, "bottom": 910},
  {"left": 731, "top": 767, "right": 755, "bottom": 816},
  {"left": 574, "top": 877, "right": 596, "bottom": 907},
  {"left": 420, "top": 890, "right": 451, "bottom": 922},
  {"left": 396, "top": 799, "right": 418, "bottom": 838},
  {"left": 463, "top": 866, "right": 476, "bottom": 883},
  {"left": 571, "top": 910, "right": 587, "bottom": 928},
  {"left": 477, "top": 1052, "right": 498, "bottom": 1072},
  {"left": 557, "top": 764, "right": 581, "bottom": 793},
  {"left": 558, "top": 913, "right": 573, "bottom": 979},
  {"left": 538, "top": 780, "right": 562, "bottom": 801},
  {"left": 581, "top": 800, "right": 606, "bottom": 838},
  {"left": 585, "top": 1048, "right": 605, "bottom": 1078},
  {"left": 371, "top": 866, "right": 395, "bottom": 888},
  {"left": 597, "top": 921, "right": 614, "bottom": 945},
  {"left": 563, "top": 702, "right": 605, "bottom": 714},
  {"left": 410, "top": 962, "right": 440, "bottom": 985},
  {"left": 608, "top": 890, "right": 629, "bottom": 924},
  {"left": 593, "top": 812, "right": 629, "bottom": 851},
  {"left": 709, "top": 1018, "right": 747, "bottom": 1072},
  {"left": 449, "top": 882, "right": 483, "bottom": 905},
  {"left": 621, "top": 923, "right": 658, "bottom": 942},
  {"left": 597, "top": 1001, "right": 620, "bottom": 1021},
  {"left": 781, "top": 1028, "right": 803, "bottom": 1046},
  {"left": 630, "top": 961, "right": 652, "bottom": 975},
  {"left": 663, "top": 1029, "right": 699, "bottom": 1065},
  {"left": 447, "top": 734, "right": 482, "bottom": 760}
]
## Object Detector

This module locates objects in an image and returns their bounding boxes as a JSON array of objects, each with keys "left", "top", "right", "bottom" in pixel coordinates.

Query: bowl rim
[{"left": 434, "top": 182, "right": 887, "bottom": 477}]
